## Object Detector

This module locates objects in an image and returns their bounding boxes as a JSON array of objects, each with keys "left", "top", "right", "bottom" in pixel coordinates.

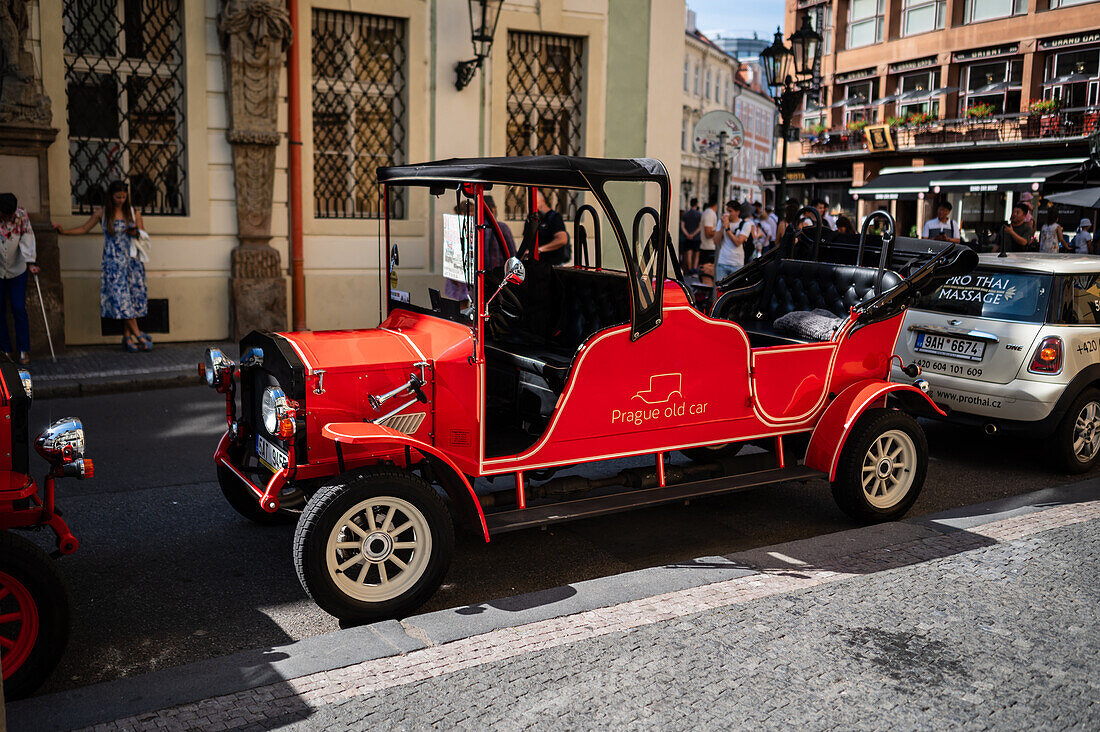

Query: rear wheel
[
  {"left": 831, "top": 409, "right": 927, "bottom": 523},
  {"left": 293, "top": 468, "right": 454, "bottom": 624},
  {"left": 218, "top": 441, "right": 305, "bottom": 525},
  {"left": 0, "top": 531, "right": 70, "bottom": 700},
  {"left": 1049, "top": 387, "right": 1100, "bottom": 474}
]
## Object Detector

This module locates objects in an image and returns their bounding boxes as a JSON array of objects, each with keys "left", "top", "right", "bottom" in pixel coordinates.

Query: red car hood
[{"left": 278, "top": 328, "right": 421, "bottom": 372}]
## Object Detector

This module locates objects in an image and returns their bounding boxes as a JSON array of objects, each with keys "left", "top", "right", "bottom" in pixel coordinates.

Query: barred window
[
  {"left": 312, "top": 10, "right": 407, "bottom": 219},
  {"left": 505, "top": 31, "right": 585, "bottom": 219},
  {"left": 63, "top": 0, "right": 187, "bottom": 215}
]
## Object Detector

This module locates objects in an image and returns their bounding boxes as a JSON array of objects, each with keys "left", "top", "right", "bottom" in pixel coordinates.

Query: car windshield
[{"left": 913, "top": 268, "right": 1052, "bottom": 323}]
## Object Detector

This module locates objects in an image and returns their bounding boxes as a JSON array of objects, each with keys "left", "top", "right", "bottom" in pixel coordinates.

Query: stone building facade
[
  {"left": 18, "top": 0, "right": 684, "bottom": 346},
  {"left": 680, "top": 11, "right": 777, "bottom": 208}
]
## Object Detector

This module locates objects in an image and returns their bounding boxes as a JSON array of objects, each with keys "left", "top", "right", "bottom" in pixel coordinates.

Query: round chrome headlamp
[
  {"left": 203, "top": 347, "right": 233, "bottom": 388},
  {"left": 261, "top": 386, "right": 289, "bottom": 435},
  {"left": 35, "top": 417, "right": 85, "bottom": 464},
  {"left": 17, "top": 368, "right": 31, "bottom": 398}
]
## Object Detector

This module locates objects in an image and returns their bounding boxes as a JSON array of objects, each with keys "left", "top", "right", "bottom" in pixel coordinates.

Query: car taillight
[{"left": 1028, "top": 336, "right": 1063, "bottom": 374}]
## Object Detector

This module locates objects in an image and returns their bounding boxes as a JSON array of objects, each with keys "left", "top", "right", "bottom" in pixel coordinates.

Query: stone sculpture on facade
[
  {"left": 0, "top": 0, "right": 50, "bottom": 126},
  {"left": 219, "top": 0, "right": 291, "bottom": 338}
]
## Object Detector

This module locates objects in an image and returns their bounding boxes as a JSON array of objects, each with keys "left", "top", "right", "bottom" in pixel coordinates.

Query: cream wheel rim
[
  {"left": 860, "top": 429, "right": 916, "bottom": 509},
  {"left": 325, "top": 495, "right": 432, "bottom": 602},
  {"left": 1071, "top": 401, "right": 1100, "bottom": 463}
]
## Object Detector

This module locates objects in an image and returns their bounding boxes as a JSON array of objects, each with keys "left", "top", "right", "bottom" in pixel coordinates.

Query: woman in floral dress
[{"left": 54, "top": 181, "right": 151, "bottom": 351}]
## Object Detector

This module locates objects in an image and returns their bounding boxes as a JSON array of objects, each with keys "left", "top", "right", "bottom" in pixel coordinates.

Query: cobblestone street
[{"left": 53, "top": 496, "right": 1098, "bottom": 732}]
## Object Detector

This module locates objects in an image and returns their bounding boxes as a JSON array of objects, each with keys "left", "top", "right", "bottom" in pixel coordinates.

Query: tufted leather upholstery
[{"left": 714, "top": 258, "right": 901, "bottom": 343}]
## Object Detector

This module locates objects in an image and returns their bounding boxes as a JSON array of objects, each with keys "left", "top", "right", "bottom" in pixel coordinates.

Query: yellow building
[{"left": 31, "top": 0, "right": 684, "bottom": 345}]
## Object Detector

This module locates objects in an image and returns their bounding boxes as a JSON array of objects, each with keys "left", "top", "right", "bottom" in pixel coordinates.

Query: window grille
[
  {"left": 62, "top": 0, "right": 188, "bottom": 215},
  {"left": 505, "top": 31, "right": 585, "bottom": 219},
  {"left": 312, "top": 9, "right": 407, "bottom": 219}
]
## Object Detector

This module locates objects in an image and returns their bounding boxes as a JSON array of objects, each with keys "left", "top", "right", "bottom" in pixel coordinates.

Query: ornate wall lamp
[{"left": 455, "top": 0, "right": 504, "bottom": 91}]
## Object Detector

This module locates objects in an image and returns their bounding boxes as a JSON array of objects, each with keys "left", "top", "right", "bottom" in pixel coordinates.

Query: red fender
[
  {"left": 322, "top": 422, "right": 489, "bottom": 542},
  {"left": 804, "top": 380, "right": 945, "bottom": 482}
]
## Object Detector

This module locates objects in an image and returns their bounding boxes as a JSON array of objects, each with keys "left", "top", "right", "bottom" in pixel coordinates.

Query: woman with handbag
[{"left": 53, "top": 180, "right": 152, "bottom": 351}]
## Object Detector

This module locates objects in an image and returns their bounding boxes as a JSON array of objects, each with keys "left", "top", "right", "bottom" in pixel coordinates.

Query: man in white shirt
[
  {"left": 921, "top": 201, "right": 961, "bottom": 244},
  {"left": 716, "top": 201, "right": 752, "bottom": 282},
  {"left": 699, "top": 200, "right": 719, "bottom": 283}
]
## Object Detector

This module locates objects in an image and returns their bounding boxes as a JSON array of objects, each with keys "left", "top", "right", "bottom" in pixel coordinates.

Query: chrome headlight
[
  {"left": 202, "top": 347, "right": 234, "bottom": 388},
  {"left": 261, "top": 386, "right": 291, "bottom": 436},
  {"left": 17, "top": 368, "right": 31, "bottom": 398},
  {"left": 35, "top": 417, "right": 85, "bottom": 464}
]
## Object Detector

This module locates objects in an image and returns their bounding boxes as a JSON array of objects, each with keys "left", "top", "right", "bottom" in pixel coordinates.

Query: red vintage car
[
  {"left": 202, "top": 156, "right": 975, "bottom": 624},
  {"left": 0, "top": 361, "right": 93, "bottom": 699}
]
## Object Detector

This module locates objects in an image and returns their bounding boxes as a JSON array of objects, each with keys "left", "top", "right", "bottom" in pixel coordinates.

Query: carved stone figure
[
  {"left": 0, "top": 0, "right": 52, "bottom": 125},
  {"left": 219, "top": 0, "right": 291, "bottom": 337}
]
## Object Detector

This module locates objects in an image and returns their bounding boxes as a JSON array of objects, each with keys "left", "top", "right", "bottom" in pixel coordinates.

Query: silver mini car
[{"left": 892, "top": 253, "right": 1100, "bottom": 473}]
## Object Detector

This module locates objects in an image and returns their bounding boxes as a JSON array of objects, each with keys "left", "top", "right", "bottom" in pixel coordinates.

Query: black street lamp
[
  {"left": 455, "top": 0, "right": 505, "bottom": 91},
  {"left": 762, "top": 16, "right": 822, "bottom": 211}
]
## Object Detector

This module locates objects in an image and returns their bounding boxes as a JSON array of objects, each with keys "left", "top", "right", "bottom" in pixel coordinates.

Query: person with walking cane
[
  {"left": 0, "top": 193, "right": 38, "bottom": 365},
  {"left": 53, "top": 181, "right": 151, "bottom": 352}
]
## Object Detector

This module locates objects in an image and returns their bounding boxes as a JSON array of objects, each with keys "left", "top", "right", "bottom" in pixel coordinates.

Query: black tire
[
  {"left": 293, "top": 467, "right": 454, "bottom": 624},
  {"left": 219, "top": 441, "right": 304, "bottom": 525},
  {"left": 680, "top": 443, "right": 745, "bottom": 463},
  {"left": 831, "top": 409, "right": 928, "bottom": 524},
  {"left": 0, "top": 531, "right": 70, "bottom": 700},
  {"left": 1048, "top": 387, "right": 1100, "bottom": 474}
]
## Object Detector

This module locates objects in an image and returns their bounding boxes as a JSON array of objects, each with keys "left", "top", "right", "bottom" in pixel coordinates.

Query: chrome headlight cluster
[
  {"left": 201, "top": 347, "right": 234, "bottom": 389},
  {"left": 261, "top": 386, "right": 296, "bottom": 439},
  {"left": 17, "top": 368, "right": 31, "bottom": 398}
]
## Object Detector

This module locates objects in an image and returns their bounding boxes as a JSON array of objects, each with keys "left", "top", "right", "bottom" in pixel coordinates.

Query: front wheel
[
  {"left": 293, "top": 468, "right": 454, "bottom": 624},
  {"left": 831, "top": 409, "right": 927, "bottom": 523},
  {"left": 1048, "top": 388, "right": 1100, "bottom": 474},
  {"left": 1, "top": 531, "right": 71, "bottom": 700}
]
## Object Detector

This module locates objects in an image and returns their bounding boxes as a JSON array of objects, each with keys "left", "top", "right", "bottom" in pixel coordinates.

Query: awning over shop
[
  {"left": 848, "top": 169, "right": 937, "bottom": 200},
  {"left": 929, "top": 160, "right": 1084, "bottom": 193},
  {"left": 850, "top": 158, "right": 1086, "bottom": 199}
]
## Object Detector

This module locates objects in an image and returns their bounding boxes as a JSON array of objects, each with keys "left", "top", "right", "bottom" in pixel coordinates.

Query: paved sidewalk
[
  {"left": 24, "top": 341, "right": 232, "bottom": 398},
  {"left": 9, "top": 483, "right": 1099, "bottom": 731}
]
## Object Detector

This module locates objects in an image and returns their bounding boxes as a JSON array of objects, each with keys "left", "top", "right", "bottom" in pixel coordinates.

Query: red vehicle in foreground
[
  {"left": 202, "top": 156, "right": 975, "bottom": 624},
  {"left": 0, "top": 361, "right": 93, "bottom": 699}
]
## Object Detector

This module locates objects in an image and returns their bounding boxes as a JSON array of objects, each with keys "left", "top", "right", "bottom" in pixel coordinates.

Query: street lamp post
[{"left": 760, "top": 15, "right": 822, "bottom": 210}]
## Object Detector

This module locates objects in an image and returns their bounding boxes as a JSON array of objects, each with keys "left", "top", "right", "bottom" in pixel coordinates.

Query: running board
[{"left": 484, "top": 465, "right": 826, "bottom": 535}]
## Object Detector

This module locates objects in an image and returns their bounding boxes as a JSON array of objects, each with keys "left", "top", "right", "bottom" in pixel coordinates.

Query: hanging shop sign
[
  {"left": 952, "top": 44, "right": 1018, "bottom": 63},
  {"left": 1039, "top": 32, "right": 1100, "bottom": 51},
  {"left": 834, "top": 67, "right": 877, "bottom": 84},
  {"left": 889, "top": 56, "right": 939, "bottom": 74},
  {"left": 864, "top": 124, "right": 896, "bottom": 153}
]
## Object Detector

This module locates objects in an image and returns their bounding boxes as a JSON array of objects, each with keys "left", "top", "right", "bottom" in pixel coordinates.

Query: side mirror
[
  {"left": 503, "top": 256, "right": 525, "bottom": 285},
  {"left": 35, "top": 417, "right": 85, "bottom": 464},
  {"left": 483, "top": 257, "right": 525, "bottom": 317},
  {"left": 390, "top": 243, "right": 400, "bottom": 269}
]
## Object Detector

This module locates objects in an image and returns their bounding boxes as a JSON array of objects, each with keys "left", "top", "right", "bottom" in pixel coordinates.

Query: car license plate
[
  {"left": 914, "top": 332, "right": 985, "bottom": 362},
  {"left": 256, "top": 435, "right": 289, "bottom": 472}
]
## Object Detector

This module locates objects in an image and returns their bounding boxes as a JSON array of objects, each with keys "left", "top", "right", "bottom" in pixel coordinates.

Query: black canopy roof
[{"left": 377, "top": 155, "right": 669, "bottom": 188}]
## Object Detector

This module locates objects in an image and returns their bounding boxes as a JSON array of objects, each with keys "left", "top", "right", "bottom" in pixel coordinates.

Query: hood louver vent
[{"left": 378, "top": 412, "right": 426, "bottom": 435}]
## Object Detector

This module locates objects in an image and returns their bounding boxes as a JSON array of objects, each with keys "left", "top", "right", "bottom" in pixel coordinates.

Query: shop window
[
  {"left": 844, "top": 80, "right": 876, "bottom": 124},
  {"left": 505, "top": 31, "right": 585, "bottom": 218},
  {"left": 312, "top": 10, "right": 407, "bottom": 219},
  {"left": 960, "top": 59, "right": 1022, "bottom": 115},
  {"left": 902, "top": 0, "right": 945, "bottom": 36},
  {"left": 847, "top": 0, "right": 883, "bottom": 50},
  {"left": 1044, "top": 49, "right": 1100, "bottom": 109},
  {"left": 63, "top": 0, "right": 187, "bottom": 215},
  {"left": 898, "top": 69, "right": 940, "bottom": 117},
  {"left": 962, "top": 0, "right": 1027, "bottom": 24}
]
